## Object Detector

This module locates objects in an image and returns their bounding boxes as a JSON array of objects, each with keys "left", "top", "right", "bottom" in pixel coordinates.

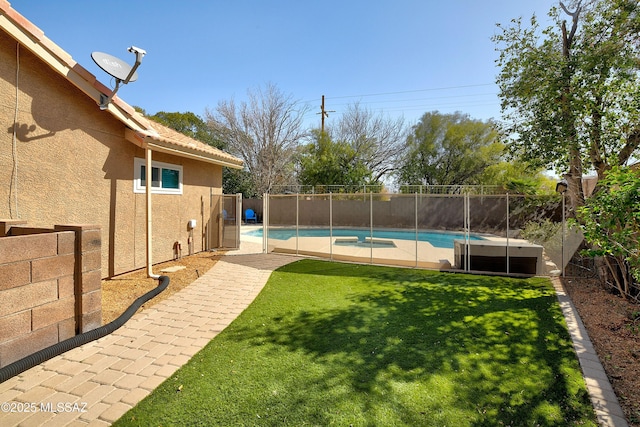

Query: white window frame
[{"left": 133, "top": 158, "right": 183, "bottom": 195}]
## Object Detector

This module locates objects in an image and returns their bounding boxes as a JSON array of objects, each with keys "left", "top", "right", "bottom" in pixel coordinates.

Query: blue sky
[{"left": 10, "top": 1, "right": 558, "bottom": 129}]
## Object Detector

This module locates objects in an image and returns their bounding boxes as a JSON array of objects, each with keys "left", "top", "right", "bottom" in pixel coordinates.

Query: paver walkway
[
  {"left": 0, "top": 238, "right": 630, "bottom": 426},
  {"left": 0, "top": 241, "right": 297, "bottom": 426}
]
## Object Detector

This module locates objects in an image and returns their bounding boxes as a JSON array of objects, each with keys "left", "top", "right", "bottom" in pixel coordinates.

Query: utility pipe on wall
[{"left": 146, "top": 147, "right": 159, "bottom": 279}]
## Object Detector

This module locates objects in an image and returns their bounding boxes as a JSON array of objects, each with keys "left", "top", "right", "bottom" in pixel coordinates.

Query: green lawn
[{"left": 114, "top": 259, "right": 596, "bottom": 426}]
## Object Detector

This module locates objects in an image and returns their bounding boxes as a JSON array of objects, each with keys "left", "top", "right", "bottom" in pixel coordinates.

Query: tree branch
[
  {"left": 618, "top": 128, "right": 640, "bottom": 166},
  {"left": 560, "top": 1, "right": 582, "bottom": 53}
]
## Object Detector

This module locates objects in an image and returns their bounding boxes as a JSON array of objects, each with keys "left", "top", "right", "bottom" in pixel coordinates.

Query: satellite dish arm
[
  {"left": 123, "top": 46, "right": 146, "bottom": 84},
  {"left": 99, "top": 46, "right": 146, "bottom": 110}
]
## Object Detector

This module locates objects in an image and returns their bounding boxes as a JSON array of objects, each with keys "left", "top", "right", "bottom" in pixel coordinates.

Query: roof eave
[
  {"left": 125, "top": 129, "right": 244, "bottom": 169},
  {"left": 2, "top": 3, "right": 243, "bottom": 169},
  {"left": 0, "top": 9, "right": 153, "bottom": 133}
]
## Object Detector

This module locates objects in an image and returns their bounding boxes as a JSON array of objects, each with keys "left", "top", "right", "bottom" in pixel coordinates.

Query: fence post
[
  {"left": 235, "top": 193, "right": 242, "bottom": 249},
  {"left": 329, "top": 193, "right": 333, "bottom": 261},
  {"left": 262, "top": 194, "right": 268, "bottom": 253},
  {"left": 562, "top": 192, "right": 566, "bottom": 277},
  {"left": 415, "top": 192, "right": 418, "bottom": 268},
  {"left": 208, "top": 188, "right": 213, "bottom": 251},
  {"left": 370, "top": 192, "right": 373, "bottom": 264},
  {"left": 464, "top": 194, "right": 470, "bottom": 272},
  {"left": 506, "top": 193, "right": 510, "bottom": 275}
]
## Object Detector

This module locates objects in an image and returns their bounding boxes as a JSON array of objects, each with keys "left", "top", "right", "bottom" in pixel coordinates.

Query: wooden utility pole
[{"left": 317, "top": 95, "right": 335, "bottom": 133}]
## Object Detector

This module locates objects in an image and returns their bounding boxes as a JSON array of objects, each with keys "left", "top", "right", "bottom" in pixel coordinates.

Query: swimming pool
[{"left": 244, "top": 227, "right": 484, "bottom": 249}]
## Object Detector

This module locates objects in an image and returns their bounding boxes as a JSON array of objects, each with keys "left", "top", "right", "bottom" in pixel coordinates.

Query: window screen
[{"left": 135, "top": 158, "right": 183, "bottom": 194}]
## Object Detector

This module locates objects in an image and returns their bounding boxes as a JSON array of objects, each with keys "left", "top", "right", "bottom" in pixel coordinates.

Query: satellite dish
[
  {"left": 91, "top": 46, "right": 146, "bottom": 110},
  {"left": 91, "top": 51, "right": 138, "bottom": 82}
]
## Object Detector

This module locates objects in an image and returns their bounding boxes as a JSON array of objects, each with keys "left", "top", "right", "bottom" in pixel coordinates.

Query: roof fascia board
[
  {"left": 125, "top": 129, "right": 243, "bottom": 169},
  {"left": 149, "top": 143, "right": 244, "bottom": 169}
]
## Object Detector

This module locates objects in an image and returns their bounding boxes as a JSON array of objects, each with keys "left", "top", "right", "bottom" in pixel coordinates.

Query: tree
[
  {"left": 328, "top": 103, "right": 407, "bottom": 183},
  {"left": 145, "top": 111, "right": 251, "bottom": 195},
  {"left": 220, "top": 168, "right": 257, "bottom": 198},
  {"left": 297, "top": 130, "right": 375, "bottom": 192},
  {"left": 396, "top": 111, "right": 503, "bottom": 187},
  {"left": 478, "top": 161, "right": 557, "bottom": 194},
  {"left": 576, "top": 166, "right": 640, "bottom": 300},
  {"left": 494, "top": 0, "right": 640, "bottom": 212},
  {"left": 150, "top": 111, "right": 223, "bottom": 149},
  {"left": 207, "top": 83, "right": 308, "bottom": 196}
]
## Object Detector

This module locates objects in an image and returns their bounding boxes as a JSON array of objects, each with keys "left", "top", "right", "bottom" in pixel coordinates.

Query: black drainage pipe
[{"left": 0, "top": 275, "right": 170, "bottom": 384}]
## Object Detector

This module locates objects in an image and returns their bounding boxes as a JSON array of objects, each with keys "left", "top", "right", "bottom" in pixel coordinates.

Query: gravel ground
[{"left": 562, "top": 277, "right": 640, "bottom": 426}]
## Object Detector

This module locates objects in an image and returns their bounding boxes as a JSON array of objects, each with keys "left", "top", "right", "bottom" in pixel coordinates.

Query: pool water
[{"left": 244, "top": 227, "right": 484, "bottom": 249}]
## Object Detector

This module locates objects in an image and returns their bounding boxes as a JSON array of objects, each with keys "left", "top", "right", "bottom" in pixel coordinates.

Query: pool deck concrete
[
  {"left": 0, "top": 228, "right": 629, "bottom": 426},
  {"left": 269, "top": 235, "right": 455, "bottom": 269},
  {"left": 266, "top": 230, "right": 542, "bottom": 275}
]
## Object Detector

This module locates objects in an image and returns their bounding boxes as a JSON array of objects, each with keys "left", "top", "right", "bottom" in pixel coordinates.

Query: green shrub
[
  {"left": 521, "top": 218, "right": 561, "bottom": 245},
  {"left": 576, "top": 166, "right": 640, "bottom": 300}
]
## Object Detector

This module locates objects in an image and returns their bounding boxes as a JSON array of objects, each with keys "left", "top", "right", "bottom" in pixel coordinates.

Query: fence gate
[{"left": 207, "top": 193, "right": 241, "bottom": 250}]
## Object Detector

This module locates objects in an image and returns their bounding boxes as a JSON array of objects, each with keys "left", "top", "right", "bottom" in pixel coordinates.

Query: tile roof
[
  {"left": 0, "top": 0, "right": 242, "bottom": 169},
  {"left": 129, "top": 121, "right": 244, "bottom": 168}
]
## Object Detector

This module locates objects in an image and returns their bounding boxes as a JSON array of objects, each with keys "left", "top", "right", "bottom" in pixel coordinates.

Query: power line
[
  {"left": 326, "top": 92, "right": 497, "bottom": 108},
  {"left": 299, "top": 83, "right": 501, "bottom": 125},
  {"left": 308, "top": 83, "right": 495, "bottom": 102},
  {"left": 301, "top": 98, "right": 500, "bottom": 119}
]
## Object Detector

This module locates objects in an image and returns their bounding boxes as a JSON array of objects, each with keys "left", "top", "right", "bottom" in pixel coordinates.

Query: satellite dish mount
[{"left": 91, "top": 46, "right": 146, "bottom": 110}]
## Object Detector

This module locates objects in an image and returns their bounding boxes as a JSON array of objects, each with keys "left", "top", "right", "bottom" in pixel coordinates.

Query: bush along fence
[
  {"left": 0, "top": 220, "right": 101, "bottom": 368},
  {"left": 576, "top": 166, "right": 640, "bottom": 302}
]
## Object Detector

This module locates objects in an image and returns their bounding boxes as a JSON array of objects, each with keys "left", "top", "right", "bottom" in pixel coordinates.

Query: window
[{"left": 134, "top": 158, "right": 183, "bottom": 194}]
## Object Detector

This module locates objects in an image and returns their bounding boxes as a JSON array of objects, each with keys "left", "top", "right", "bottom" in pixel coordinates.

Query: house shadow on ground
[{"left": 226, "top": 260, "right": 594, "bottom": 426}]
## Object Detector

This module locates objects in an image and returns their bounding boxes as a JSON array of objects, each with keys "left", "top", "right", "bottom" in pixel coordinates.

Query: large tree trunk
[
  {"left": 588, "top": 95, "right": 609, "bottom": 180},
  {"left": 566, "top": 153, "right": 585, "bottom": 214},
  {"left": 560, "top": 2, "right": 585, "bottom": 214}
]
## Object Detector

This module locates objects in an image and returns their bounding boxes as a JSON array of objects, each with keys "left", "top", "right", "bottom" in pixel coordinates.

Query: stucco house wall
[
  {"left": 126, "top": 149, "right": 223, "bottom": 275},
  {"left": 0, "top": 4, "right": 242, "bottom": 277}
]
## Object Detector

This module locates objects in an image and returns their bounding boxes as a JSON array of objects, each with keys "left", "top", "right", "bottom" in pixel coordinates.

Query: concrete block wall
[{"left": 0, "top": 220, "right": 101, "bottom": 368}]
